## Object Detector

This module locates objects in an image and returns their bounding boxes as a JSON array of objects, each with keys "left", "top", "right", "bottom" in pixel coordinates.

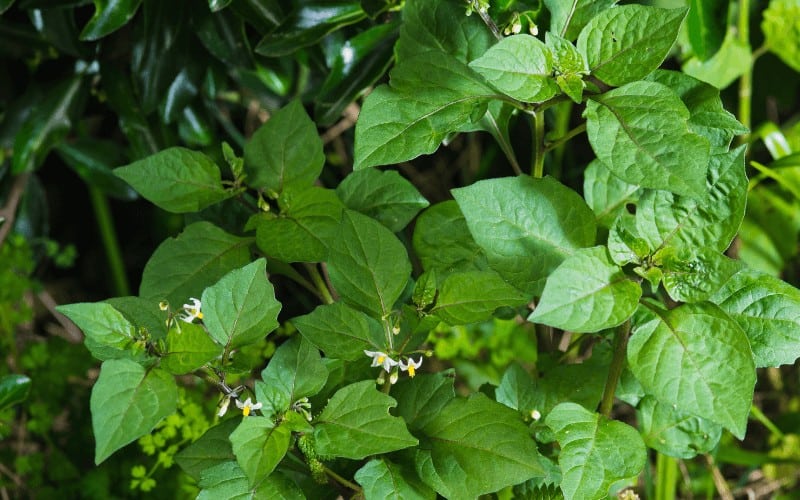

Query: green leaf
[
  {"left": 201, "top": 259, "right": 281, "bottom": 349},
  {"left": 739, "top": 188, "right": 800, "bottom": 274},
  {"left": 584, "top": 81, "right": 711, "bottom": 197},
  {"left": 57, "top": 302, "right": 141, "bottom": 361},
  {"left": 659, "top": 246, "right": 740, "bottom": 303},
  {"left": 395, "top": 0, "right": 493, "bottom": 62},
  {"left": 546, "top": 32, "right": 589, "bottom": 103},
  {"left": 529, "top": 246, "right": 640, "bottom": 333},
  {"left": 175, "top": 418, "right": 238, "bottom": 480},
  {"left": 56, "top": 139, "right": 137, "bottom": 200},
  {"left": 80, "top": 0, "right": 143, "bottom": 40},
  {"left": 682, "top": 28, "right": 752, "bottom": 90},
  {"left": 160, "top": 322, "right": 223, "bottom": 375},
  {"left": 546, "top": 402, "right": 646, "bottom": 500},
  {"left": 0, "top": 374, "right": 31, "bottom": 412},
  {"left": 414, "top": 393, "right": 544, "bottom": 498},
  {"left": 254, "top": 187, "right": 344, "bottom": 263},
  {"left": 314, "top": 380, "right": 418, "bottom": 459},
  {"left": 353, "top": 52, "right": 496, "bottom": 170},
  {"left": 452, "top": 176, "right": 596, "bottom": 296},
  {"left": 291, "top": 302, "right": 384, "bottom": 360},
  {"left": 336, "top": 169, "right": 429, "bottom": 232},
  {"left": 412, "top": 200, "right": 489, "bottom": 280},
  {"left": 243, "top": 100, "right": 324, "bottom": 192},
  {"left": 431, "top": 270, "right": 528, "bottom": 325},
  {"left": 625, "top": 146, "right": 747, "bottom": 254},
  {"left": 530, "top": 349, "right": 610, "bottom": 417},
  {"left": 544, "top": 0, "right": 617, "bottom": 41},
  {"left": 139, "top": 222, "right": 252, "bottom": 307},
  {"left": 627, "top": 302, "right": 755, "bottom": 438},
  {"left": 327, "top": 210, "right": 411, "bottom": 318},
  {"left": 762, "top": 0, "right": 800, "bottom": 72},
  {"left": 91, "top": 359, "right": 178, "bottom": 464},
  {"left": 710, "top": 267, "right": 800, "bottom": 368},
  {"left": 197, "top": 461, "right": 303, "bottom": 500},
  {"left": 230, "top": 417, "right": 291, "bottom": 486},
  {"left": 255, "top": 337, "right": 328, "bottom": 417},
  {"left": 12, "top": 76, "right": 86, "bottom": 174},
  {"left": 638, "top": 396, "right": 722, "bottom": 459},
  {"left": 104, "top": 296, "right": 168, "bottom": 341},
  {"left": 355, "top": 459, "right": 436, "bottom": 500},
  {"left": 496, "top": 363, "right": 536, "bottom": 416},
  {"left": 114, "top": 148, "right": 232, "bottom": 213},
  {"left": 582, "top": 160, "right": 639, "bottom": 229},
  {"left": 392, "top": 371, "right": 456, "bottom": 432},
  {"left": 686, "top": 0, "right": 728, "bottom": 60},
  {"left": 469, "top": 34, "right": 558, "bottom": 103},
  {"left": 577, "top": 5, "right": 687, "bottom": 86},
  {"left": 645, "top": 70, "right": 748, "bottom": 151}
]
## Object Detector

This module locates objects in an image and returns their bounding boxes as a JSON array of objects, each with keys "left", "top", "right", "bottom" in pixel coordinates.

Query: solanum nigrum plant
[{"left": 57, "top": 0, "right": 800, "bottom": 498}]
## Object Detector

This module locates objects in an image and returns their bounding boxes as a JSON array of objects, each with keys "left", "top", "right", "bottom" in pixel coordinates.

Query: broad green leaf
[
  {"left": 629, "top": 146, "right": 747, "bottom": 253},
  {"left": 230, "top": 417, "right": 291, "bottom": 486},
  {"left": 392, "top": 371, "right": 455, "bottom": 432},
  {"left": 582, "top": 159, "right": 639, "bottom": 228},
  {"left": 327, "top": 210, "right": 411, "bottom": 318},
  {"left": 254, "top": 187, "right": 344, "bottom": 262},
  {"left": 412, "top": 200, "right": 489, "bottom": 281},
  {"left": 546, "top": 32, "right": 589, "bottom": 103},
  {"left": 175, "top": 418, "right": 238, "bottom": 480},
  {"left": 395, "top": 0, "right": 493, "bottom": 62},
  {"left": 659, "top": 246, "right": 739, "bottom": 303},
  {"left": 255, "top": 337, "right": 328, "bottom": 417},
  {"left": 243, "top": 100, "right": 324, "bottom": 192},
  {"left": 544, "top": 0, "right": 617, "bottom": 41},
  {"left": 627, "top": 302, "right": 755, "bottom": 438},
  {"left": 0, "top": 374, "right": 31, "bottom": 411},
  {"left": 57, "top": 302, "right": 141, "bottom": 361},
  {"left": 739, "top": 188, "right": 800, "bottom": 274},
  {"left": 546, "top": 402, "right": 646, "bottom": 500},
  {"left": 638, "top": 396, "right": 722, "bottom": 459},
  {"left": 452, "top": 176, "right": 596, "bottom": 295},
  {"left": 763, "top": 0, "right": 800, "bottom": 72},
  {"left": 530, "top": 349, "right": 610, "bottom": 417},
  {"left": 355, "top": 459, "right": 435, "bottom": 500},
  {"left": 496, "top": 363, "right": 536, "bottom": 416},
  {"left": 201, "top": 259, "right": 281, "bottom": 349},
  {"left": 710, "top": 267, "right": 800, "bottom": 368},
  {"left": 584, "top": 81, "right": 710, "bottom": 197},
  {"left": 197, "top": 461, "right": 303, "bottom": 500},
  {"left": 686, "top": 0, "right": 728, "bottom": 60},
  {"left": 529, "top": 246, "right": 640, "bottom": 333},
  {"left": 469, "top": 34, "right": 559, "bottom": 103},
  {"left": 412, "top": 270, "right": 438, "bottom": 310},
  {"left": 91, "top": 359, "right": 178, "bottom": 464},
  {"left": 645, "top": 70, "right": 748, "bottom": 151},
  {"left": 414, "top": 393, "right": 544, "bottom": 498},
  {"left": 431, "top": 270, "right": 529, "bottom": 325},
  {"left": 104, "top": 296, "right": 168, "bottom": 341},
  {"left": 314, "top": 381, "right": 418, "bottom": 459},
  {"left": 12, "top": 76, "right": 86, "bottom": 174},
  {"left": 577, "top": 5, "right": 687, "bottom": 86},
  {"left": 291, "top": 302, "right": 384, "bottom": 360},
  {"left": 80, "top": 0, "right": 143, "bottom": 40},
  {"left": 682, "top": 28, "right": 752, "bottom": 90},
  {"left": 114, "top": 148, "right": 231, "bottom": 213},
  {"left": 353, "top": 53, "right": 497, "bottom": 170},
  {"left": 139, "top": 222, "right": 252, "bottom": 307},
  {"left": 160, "top": 322, "right": 223, "bottom": 375},
  {"left": 336, "top": 169, "right": 429, "bottom": 232}
]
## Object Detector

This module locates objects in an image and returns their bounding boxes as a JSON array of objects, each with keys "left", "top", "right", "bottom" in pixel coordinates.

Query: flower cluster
[{"left": 364, "top": 350, "right": 423, "bottom": 384}]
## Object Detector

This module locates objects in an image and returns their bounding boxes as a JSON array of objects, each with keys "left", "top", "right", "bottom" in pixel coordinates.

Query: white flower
[
  {"left": 364, "top": 350, "right": 398, "bottom": 372},
  {"left": 399, "top": 357, "right": 423, "bottom": 378},
  {"left": 235, "top": 397, "right": 262, "bottom": 417},
  {"left": 218, "top": 395, "right": 232, "bottom": 417},
  {"left": 180, "top": 298, "right": 203, "bottom": 323},
  {"left": 531, "top": 409, "right": 542, "bottom": 421},
  {"left": 389, "top": 369, "right": 399, "bottom": 385}
]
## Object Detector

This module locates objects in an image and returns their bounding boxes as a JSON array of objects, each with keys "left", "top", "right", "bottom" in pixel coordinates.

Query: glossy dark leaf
[
  {"left": 33, "top": 6, "right": 92, "bottom": 58},
  {"left": 56, "top": 139, "right": 137, "bottom": 200},
  {"left": 192, "top": 7, "right": 253, "bottom": 68},
  {"left": 0, "top": 19, "right": 49, "bottom": 59},
  {"left": 0, "top": 0, "right": 15, "bottom": 13},
  {"left": 80, "top": 0, "right": 144, "bottom": 41},
  {"left": 0, "top": 374, "right": 31, "bottom": 411},
  {"left": 686, "top": 0, "right": 727, "bottom": 61}
]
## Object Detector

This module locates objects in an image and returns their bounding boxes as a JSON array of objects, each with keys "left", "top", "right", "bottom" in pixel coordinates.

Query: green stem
[
  {"left": 88, "top": 186, "right": 130, "bottom": 296},
  {"left": 655, "top": 452, "right": 678, "bottom": 500},
  {"left": 531, "top": 111, "right": 545, "bottom": 178},
  {"left": 303, "top": 263, "right": 334, "bottom": 305},
  {"left": 750, "top": 403, "right": 784, "bottom": 439},
  {"left": 599, "top": 320, "right": 630, "bottom": 418},
  {"left": 322, "top": 464, "right": 362, "bottom": 493},
  {"left": 544, "top": 123, "right": 586, "bottom": 154},
  {"left": 737, "top": 0, "right": 752, "bottom": 137}
]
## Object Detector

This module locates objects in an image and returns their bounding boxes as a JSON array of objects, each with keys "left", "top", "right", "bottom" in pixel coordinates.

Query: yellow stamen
[
  {"left": 197, "top": 312, "right": 203, "bottom": 319},
  {"left": 377, "top": 355, "right": 385, "bottom": 364},
  {"left": 242, "top": 405, "right": 251, "bottom": 417},
  {"left": 408, "top": 366, "right": 416, "bottom": 377}
]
